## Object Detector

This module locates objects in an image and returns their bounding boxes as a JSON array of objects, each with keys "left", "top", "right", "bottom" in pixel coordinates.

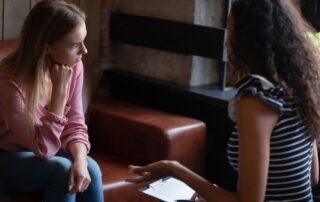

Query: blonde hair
[{"left": 1, "top": 0, "right": 86, "bottom": 135}]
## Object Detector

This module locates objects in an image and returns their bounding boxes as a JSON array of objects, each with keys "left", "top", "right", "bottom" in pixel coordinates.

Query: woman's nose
[{"left": 80, "top": 42, "right": 88, "bottom": 55}]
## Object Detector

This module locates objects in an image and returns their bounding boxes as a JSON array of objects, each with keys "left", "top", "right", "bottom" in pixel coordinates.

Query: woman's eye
[{"left": 71, "top": 44, "right": 80, "bottom": 48}]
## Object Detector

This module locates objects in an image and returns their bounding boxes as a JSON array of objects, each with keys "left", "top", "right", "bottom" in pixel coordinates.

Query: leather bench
[{"left": 0, "top": 39, "right": 206, "bottom": 202}]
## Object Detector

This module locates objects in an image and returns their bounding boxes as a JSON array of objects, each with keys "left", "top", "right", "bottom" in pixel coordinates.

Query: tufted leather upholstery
[{"left": 0, "top": 39, "right": 206, "bottom": 202}]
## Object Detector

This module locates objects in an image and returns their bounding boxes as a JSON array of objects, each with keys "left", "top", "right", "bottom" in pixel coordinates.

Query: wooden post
[
  {"left": 0, "top": 0, "right": 3, "bottom": 40},
  {"left": 219, "top": 0, "right": 231, "bottom": 90},
  {"left": 3, "top": 0, "right": 30, "bottom": 39}
]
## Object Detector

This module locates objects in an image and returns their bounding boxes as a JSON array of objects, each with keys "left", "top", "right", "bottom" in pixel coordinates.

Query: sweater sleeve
[
  {"left": 0, "top": 77, "right": 67, "bottom": 159},
  {"left": 0, "top": 61, "right": 90, "bottom": 158},
  {"left": 60, "top": 61, "right": 91, "bottom": 153}
]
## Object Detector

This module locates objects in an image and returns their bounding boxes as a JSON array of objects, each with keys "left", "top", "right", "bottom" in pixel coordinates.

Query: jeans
[{"left": 0, "top": 150, "right": 104, "bottom": 202}]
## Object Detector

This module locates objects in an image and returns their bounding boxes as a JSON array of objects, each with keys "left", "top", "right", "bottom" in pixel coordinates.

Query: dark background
[{"left": 301, "top": 0, "right": 320, "bottom": 31}]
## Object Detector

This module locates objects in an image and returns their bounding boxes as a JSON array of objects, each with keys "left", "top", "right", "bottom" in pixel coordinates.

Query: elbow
[
  {"left": 35, "top": 142, "right": 61, "bottom": 159},
  {"left": 312, "top": 174, "right": 319, "bottom": 187},
  {"left": 311, "top": 163, "right": 319, "bottom": 186},
  {"left": 36, "top": 149, "right": 58, "bottom": 159}
]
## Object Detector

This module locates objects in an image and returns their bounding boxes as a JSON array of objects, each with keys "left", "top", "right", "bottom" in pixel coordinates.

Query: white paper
[{"left": 139, "top": 177, "right": 196, "bottom": 202}]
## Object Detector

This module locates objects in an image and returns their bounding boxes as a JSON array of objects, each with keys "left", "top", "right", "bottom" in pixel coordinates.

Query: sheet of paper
[{"left": 139, "top": 176, "right": 195, "bottom": 202}]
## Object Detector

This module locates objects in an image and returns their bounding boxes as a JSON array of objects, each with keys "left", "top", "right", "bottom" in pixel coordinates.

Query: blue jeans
[{"left": 0, "top": 150, "right": 104, "bottom": 202}]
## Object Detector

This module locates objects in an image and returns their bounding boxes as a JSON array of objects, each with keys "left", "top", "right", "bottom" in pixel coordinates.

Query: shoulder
[
  {"left": 228, "top": 74, "right": 285, "bottom": 121},
  {"left": 235, "top": 74, "right": 280, "bottom": 95},
  {"left": 0, "top": 71, "right": 24, "bottom": 109},
  {"left": 238, "top": 95, "right": 279, "bottom": 117},
  {"left": 237, "top": 74, "right": 286, "bottom": 107},
  {"left": 0, "top": 70, "right": 21, "bottom": 92}
]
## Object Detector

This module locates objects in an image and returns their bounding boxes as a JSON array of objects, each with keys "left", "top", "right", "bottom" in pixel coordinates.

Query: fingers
[
  {"left": 128, "top": 165, "right": 145, "bottom": 175},
  {"left": 68, "top": 170, "right": 75, "bottom": 195},
  {"left": 192, "top": 193, "right": 207, "bottom": 202},
  {"left": 125, "top": 171, "right": 152, "bottom": 183},
  {"left": 50, "top": 63, "right": 73, "bottom": 94},
  {"left": 191, "top": 193, "right": 198, "bottom": 200},
  {"left": 67, "top": 170, "right": 91, "bottom": 195},
  {"left": 127, "top": 164, "right": 164, "bottom": 183},
  {"left": 67, "top": 175, "right": 91, "bottom": 195}
]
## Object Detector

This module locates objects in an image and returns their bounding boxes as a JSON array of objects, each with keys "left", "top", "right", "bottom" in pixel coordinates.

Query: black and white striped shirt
[{"left": 227, "top": 75, "right": 314, "bottom": 202}]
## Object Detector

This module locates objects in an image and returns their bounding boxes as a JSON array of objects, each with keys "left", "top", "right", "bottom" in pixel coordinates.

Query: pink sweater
[{"left": 0, "top": 61, "right": 90, "bottom": 159}]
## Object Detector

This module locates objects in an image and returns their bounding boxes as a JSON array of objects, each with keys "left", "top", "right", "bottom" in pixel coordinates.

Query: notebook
[{"left": 139, "top": 176, "right": 196, "bottom": 202}]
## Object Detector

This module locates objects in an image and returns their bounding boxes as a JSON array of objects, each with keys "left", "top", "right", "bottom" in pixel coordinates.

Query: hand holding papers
[{"left": 139, "top": 176, "right": 196, "bottom": 202}]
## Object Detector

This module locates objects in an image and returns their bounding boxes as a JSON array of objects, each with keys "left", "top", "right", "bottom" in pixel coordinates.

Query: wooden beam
[{"left": 110, "top": 12, "right": 226, "bottom": 60}]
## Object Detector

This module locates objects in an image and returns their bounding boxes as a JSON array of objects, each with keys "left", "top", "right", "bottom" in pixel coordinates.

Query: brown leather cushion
[
  {"left": 0, "top": 39, "right": 18, "bottom": 61},
  {"left": 89, "top": 99, "right": 206, "bottom": 168}
]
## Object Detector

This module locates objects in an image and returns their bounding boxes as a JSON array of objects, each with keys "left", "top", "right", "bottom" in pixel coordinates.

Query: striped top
[{"left": 227, "top": 75, "right": 314, "bottom": 202}]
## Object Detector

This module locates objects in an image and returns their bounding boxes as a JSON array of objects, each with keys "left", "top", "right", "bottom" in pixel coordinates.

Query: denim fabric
[{"left": 0, "top": 150, "right": 104, "bottom": 202}]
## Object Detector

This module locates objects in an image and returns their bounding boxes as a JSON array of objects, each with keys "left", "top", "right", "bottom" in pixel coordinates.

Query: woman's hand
[
  {"left": 126, "top": 160, "right": 181, "bottom": 183},
  {"left": 46, "top": 57, "right": 73, "bottom": 116},
  {"left": 67, "top": 159, "right": 91, "bottom": 195},
  {"left": 47, "top": 58, "right": 73, "bottom": 94},
  {"left": 192, "top": 193, "right": 207, "bottom": 202}
]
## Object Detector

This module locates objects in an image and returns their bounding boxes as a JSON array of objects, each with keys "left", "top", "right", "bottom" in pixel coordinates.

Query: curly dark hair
[{"left": 230, "top": 0, "right": 320, "bottom": 139}]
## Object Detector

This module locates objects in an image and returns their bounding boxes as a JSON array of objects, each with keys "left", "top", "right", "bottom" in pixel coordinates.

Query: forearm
[
  {"left": 69, "top": 142, "right": 88, "bottom": 163},
  {"left": 49, "top": 90, "right": 67, "bottom": 116},
  {"left": 171, "top": 162, "right": 238, "bottom": 202},
  {"left": 48, "top": 62, "right": 73, "bottom": 116},
  {"left": 311, "top": 140, "right": 319, "bottom": 186}
]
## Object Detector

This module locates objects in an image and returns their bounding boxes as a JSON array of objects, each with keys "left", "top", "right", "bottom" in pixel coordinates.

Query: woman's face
[{"left": 47, "top": 22, "right": 87, "bottom": 67}]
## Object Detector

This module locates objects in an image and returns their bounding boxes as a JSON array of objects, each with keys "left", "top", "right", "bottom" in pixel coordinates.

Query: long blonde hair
[{"left": 1, "top": 0, "right": 86, "bottom": 135}]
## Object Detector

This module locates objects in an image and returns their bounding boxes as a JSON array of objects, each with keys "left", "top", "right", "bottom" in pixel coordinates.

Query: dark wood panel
[
  {"left": 110, "top": 12, "right": 226, "bottom": 60},
  {"left": 301, "top": 0, "right": 320, "bottom": 31}
]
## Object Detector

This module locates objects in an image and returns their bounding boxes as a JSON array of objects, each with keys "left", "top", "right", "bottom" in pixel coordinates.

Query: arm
[
  {"left": 0, "top": 78, "right": 67, "bottom": 158},
  {"left": 60, "top": 61, "right": 90, "bottom": 153},
  {"left": 127, "top": 95, "right": 279, "bottom": 202},
  {"left": 235, "top": 95, "right": 278, "bottom": 201},
  {"left": 48, "top": 65, "right": 71, "bottom": 116},
  {"left": 67, "top": 142, "right": 91, "bottom": 194},
  {"left": 311, "top": 140, "right": 319, "bottom": 186},
  {"left": 61, "top": 62, "right": 91, "bottom": 194}
]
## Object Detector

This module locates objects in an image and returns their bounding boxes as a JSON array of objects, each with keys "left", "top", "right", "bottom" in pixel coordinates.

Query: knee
[
  {"left": 47, "top": 157, "right": 72, "bottom": 181},
  {"left": 87, "top": 157, "right": 102, "bottom": 182}
]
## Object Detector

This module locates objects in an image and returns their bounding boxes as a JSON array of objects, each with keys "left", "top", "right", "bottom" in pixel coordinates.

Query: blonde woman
[{"left": 0, "top": 1, "right": 103, "bottom": 201}]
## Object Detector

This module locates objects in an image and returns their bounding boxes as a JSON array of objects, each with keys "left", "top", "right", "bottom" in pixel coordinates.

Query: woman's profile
[{"left": 0, "top": 1, "right": 104, "bottom": 201}]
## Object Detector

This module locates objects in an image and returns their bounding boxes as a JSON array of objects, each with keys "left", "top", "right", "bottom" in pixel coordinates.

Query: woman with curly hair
[{"left": 126, "top": 0, "right": 320, "bottom": 201}]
